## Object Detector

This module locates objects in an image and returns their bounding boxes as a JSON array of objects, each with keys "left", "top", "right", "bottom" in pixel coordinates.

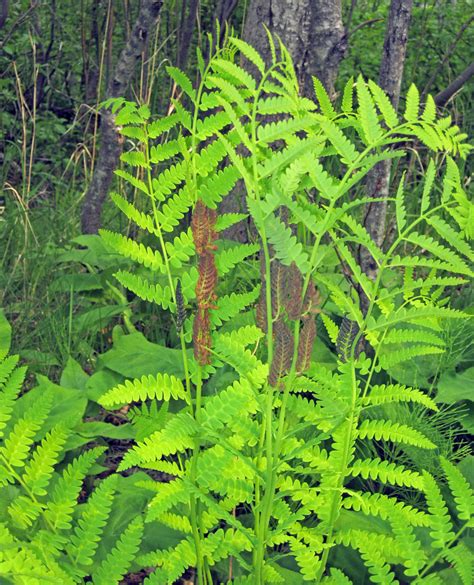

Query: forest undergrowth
[{"left": 0, "top": 1, "right": 473, "bottom": 584}]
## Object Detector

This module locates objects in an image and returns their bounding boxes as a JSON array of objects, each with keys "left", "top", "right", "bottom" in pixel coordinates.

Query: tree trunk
[
  {"left": 222, "top": 0, "right": 346, "bottom": 241},
  {"left": 80, "top": 0, "right": 163, "bottom": 235},
  {"left": 242, "top": 0, "right": 346, "bottom": 97},
  {"left": 0, "top": 0, "right": 8, "bottom": 30},
  {"left": 359, "top": 0, "right": 413, "bottom": 285}
]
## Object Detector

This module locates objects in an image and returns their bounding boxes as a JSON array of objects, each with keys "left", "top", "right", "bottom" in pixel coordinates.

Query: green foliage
[
  {"left": 0, "top": 327, "right": 142, "bottom": 584},
  {"left": 95, "top": 33, "right": 473, "bottom": 585}
]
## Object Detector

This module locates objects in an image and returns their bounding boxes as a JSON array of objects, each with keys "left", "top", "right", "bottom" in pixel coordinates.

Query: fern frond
[
  {"left": 114, "top": 270, "right": 174, "bottom": 310},
  {"left": 0, "top": 393, "right": 51, "bottom": 473},
  {"left": 215, "top": 243, "right": 259, "bottom": 275},
  {"left": 115, "top": 169, "right": 149, "bottom": 195},
  {"left": 389, "top": 510, "right": 427, "bottom": 577},
  {"left": 44, "top": 446, "right": 107, "bottom": 530},
  {"left": 439, "top": 456, "right": 474, "bottom": 524},
  {"left": 165, "top": 228, "right": 195, "bottom": 268},
  {"left": 404, "top": 84, "right": 420, "bottom": 122},
  {"left": 342, "top": 491, "right": 430, "bottom": 527},
  {"left": 361, "top": 384, "right": 438, "bottom": 411},
  {"left": 350, "top": 457, "right": 423, "bottom": 489},
  {"left": 0, "top": 363, "right": 26, "bottom": 438},
  {"left": 404, "top": 231, "right": 471, "bottom": 275},
  {"left": 100, "top": 372, "right": 187, "bottom": 407},
  {"left": 313, "top": 76, "right": 335, "bottom": 117},
  {"left": 92, "top": 517, "right": 144, "bottom": 585},
  {"left": 426, "top": 215, "right": 474, "bottom": 262},
  {"left": 155, "top": 186, "right": 194, "bottom": 233},
  {"left": 378, "top": 345, "right": 444, "bottom": 370},
  {"left": 118, "top": 411, "right": 198, "bottom": 471},
  {"left": 212, "top": 286, "right": 261, "bottom": 327},
  {"left": 198, "top": 166, "right": 241, "bottom": 208},
  {"left": 70, "top": 475, "right": 117, "bottom": 567},
  {"left": 356, "top": 77, "right": 384, "bottom": 144},
  {"left": 320, "top": 119, "right": 358, "bottom": 164},
  {"left": 422, "top": 470, "right": 455, "bottom": 549},
  {"left": 368, "top": 80, "right": 399, "bottom": 128},
  {"left": 263, "top": 212, "right": 311, "bottom": 273},
  {"left": 20, "top": 426, "right": 68, "bottom": 497},
  {"left": 101, "top": 230, "right": 163, "bottom": 271},
  {"left": 110, "top": 192, "right": 157, "bottom": 235},
  {"left": 357, "top": 419, "right": 436, "bottom": 449},
  {"left": 443, "top": 542, "right": 473, "bottom": 585}
]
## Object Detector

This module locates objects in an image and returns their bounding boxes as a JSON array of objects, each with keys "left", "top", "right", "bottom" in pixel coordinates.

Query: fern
[
  {"left": 100, "top": 372, "right": 187, "bottom": 406},
  {"left": 96, "top": 34, "right": 473, "bottom": 585}
]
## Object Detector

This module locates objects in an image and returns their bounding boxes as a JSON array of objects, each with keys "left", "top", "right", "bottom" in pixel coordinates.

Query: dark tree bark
[
  {"left": 176, "top": 0, "right": 199, "bottom": 69},
  {"left": 0, "top": 0, "right": 8, "bottom": 30},
  {"left": 434, "top": 61, "right": 474, "bottom": 107},
  {"left": 81, "top": 0, "right": 163, "bottom": 235},
  {"left": 242, "top": 0, "right": 346, "bottom": 97},
  {"left": 359, "top": 0, "right": 413, "bottom": 285}
]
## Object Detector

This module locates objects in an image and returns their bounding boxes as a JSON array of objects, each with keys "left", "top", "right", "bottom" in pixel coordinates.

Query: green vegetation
[{"left": 1, "top": 1, "right": 473, "bottom": 584}]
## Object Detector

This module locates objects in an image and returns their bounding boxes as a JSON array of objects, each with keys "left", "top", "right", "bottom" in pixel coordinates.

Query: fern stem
[
  {"left": 315, "top": 361, "right": 359, "bottom": 582},
  {"left": 189, "top": 364, "right": 207, "bottom": 584}
]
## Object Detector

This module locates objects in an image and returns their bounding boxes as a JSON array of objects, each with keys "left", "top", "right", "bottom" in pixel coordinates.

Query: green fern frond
[
  {"left": 212, "top": 286, "right": 261, "bottom": 327},
  {"left": 350, "top": 457, "right": 423, "bottom": 489},
  {"left": 422, "top": 94, "right": 436, "bottom": 124},
  {"left": 101, "top": 230, "right": 163, "bottom": 271},
  {"left": 356, "top": 77, "right": 384, "bottom": 144},
  {"left": 149, "top": 138, "right": 183, "bottom": 164},
  {"left": 378, "top": 345, "right": 444, "bottom": 370},
  {"left": 155, "top": 186, "right": 194, "bottom": 233},
  {"left": 44, "top": 446, "right": 107, "bottom": 530},
  {"left": 118, "top": 411, "right": 198, "bottom": 471},
  {"left": 147, "top": 112, "right": 182, "bottom": 139},
  {"left": 404, "top": 232, "right": 472, "bottom": 275},
  {"left": 313, "top": 76, "right": 335, "bottom": 117},
  {"left": 114, "top": 270, "right": 174, "bottom": 310},
  {"left": 92, "top": 517, "right": 144, "bottom": 585},
  {"left": 120, "top": 150, "right": 149, "bottom": 169},
  {"left": 320, "top": 119, "right": 358, "bottom": 165},
  {"left": 0, "top": 393, "right": 52, "bottom": 473},
  {"left": 212, "top": 58, "right": 256, "bottom": 91},
  {"left": 110, "top": 192, "right": 157, "bottom": 235},
  {"left": 70, "top": 475, "right": 117, "bottom": 568},
  {"left": 115, "top": 169, "right": 149, "bottom": 195},
  {"left": 263, "top": 212, "right": 311, "bottom": 273},
  {"left": 165, "top": 228, "right": 195, "bottom": 268},
  {"left": 389, "top": 510, "right": 427, "bottom": 577},
  {"left": 0, "top": 363, "right": 26, "bottom": 438},
  {"left": 357, "top": 419, "right": 436, "bottom": 449},
  {"left": 404, "top": 84, "right": 420, "bottom": 122},
  {"left": 439, "top": 456, "right": 474, "bottom": 525},
  {"left": 20, "top": 426, "right": 68, "bottom": 497},
  {"left": 100, "top": 372, "right": 187, "bottom": 407},
  {"left": 442, "top": 542, "right": 473, "bottom": 585},
  {"left": 362, "top": 384, "right": 438, "bottom": 411},
  {"left": 166, "top": 66, "right": 194, "bottom": 100},
  {"left": 199, "top": 166, "right": 241, "bottom": 208},
  {"left": 422, "top": 470, "right": 455, "bottom": 549},
  {"left": 426, "top": 215, "right": 474, "bottom": 262},
  {"left": 368, "top": 80, "right": 399, "bottom": 128},
  {"left": 342, "top": 491, "right": 430, "bottom": 527}
]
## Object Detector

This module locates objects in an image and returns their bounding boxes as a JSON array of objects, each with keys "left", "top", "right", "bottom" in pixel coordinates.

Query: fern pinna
[
  {"left": 98, "top": 33, "right": 473, "bottom": 584},
  {"left": 0, "top": 312, "right": 142, "bottom": 584}
]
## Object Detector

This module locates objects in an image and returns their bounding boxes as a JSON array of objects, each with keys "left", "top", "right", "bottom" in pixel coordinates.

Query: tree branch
[{"left": 434, "top": 61, "right": 474, "bottom": 107}]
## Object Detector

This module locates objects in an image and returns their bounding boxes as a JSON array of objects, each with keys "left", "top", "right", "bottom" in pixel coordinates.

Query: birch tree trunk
[
  {"left": 359, "top": 0, "right": 413, "bottom": 284},
  {"left": 81, "top": 0, "right": 163, "bottom": 234}
]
